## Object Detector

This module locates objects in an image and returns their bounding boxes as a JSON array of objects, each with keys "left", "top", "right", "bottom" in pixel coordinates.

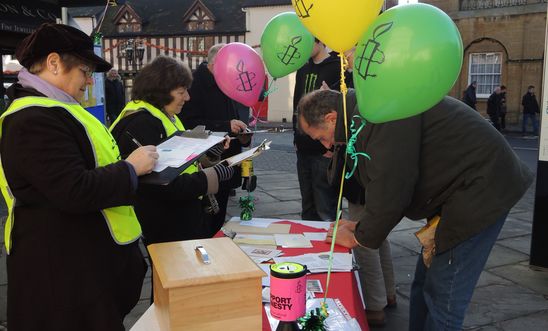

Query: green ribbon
[
  {"left": 345, "top": 115, "right": 370, "bottom": 179},
  {"left": 239, "top": 195, "right": 254, "bottom": 221}
]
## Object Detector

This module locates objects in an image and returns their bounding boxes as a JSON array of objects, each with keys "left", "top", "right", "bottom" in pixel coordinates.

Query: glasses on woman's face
[{"left": 78, "top": 65, "right": 94, "bottom": 78}]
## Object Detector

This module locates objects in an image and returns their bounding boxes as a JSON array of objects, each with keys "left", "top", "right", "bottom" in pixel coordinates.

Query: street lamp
[{"left": 123, "top": 39, "right": 145, "bottom": 68}]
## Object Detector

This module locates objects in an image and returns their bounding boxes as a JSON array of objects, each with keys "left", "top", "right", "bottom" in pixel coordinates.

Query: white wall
[
  {"left": 71, "top": 17, "right": 96, "bottom": 36},
  {"left": 244, "top": 5, "right": 295, "bottom": 123}
]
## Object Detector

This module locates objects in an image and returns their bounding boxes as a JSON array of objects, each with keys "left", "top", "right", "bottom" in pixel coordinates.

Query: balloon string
[
  {"left": 249, "top": 77, "right": 277, "bottom": 146},
  {"left": 322, "top": 54, "right": 349, "bottom": 308},
  {"left": 345, "top": 115, "right": 370, "bottom": 179}
]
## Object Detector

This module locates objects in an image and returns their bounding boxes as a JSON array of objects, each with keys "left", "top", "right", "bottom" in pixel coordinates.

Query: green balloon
[
  {"left": 261, "top": 12, "right": 315, "bottom": 78},
  {"left": 353, "top": 3, "right": 463, "bottom": 123}
]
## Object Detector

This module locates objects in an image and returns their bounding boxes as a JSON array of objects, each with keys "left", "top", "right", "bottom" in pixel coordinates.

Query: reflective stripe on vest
[
  {"left": 0, "top": 96, "right": 141, "bottom": 253},
  {"left": 110, "top": 100, "right": 198, "bottom": 174}
]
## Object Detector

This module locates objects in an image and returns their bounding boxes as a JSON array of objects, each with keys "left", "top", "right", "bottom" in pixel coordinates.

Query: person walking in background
[
  {"left": 521, "top": 85, "right": 540, "bottom": 136},
  {"left": 293, "top": 38, "right": 339, "bottom": 221},
  {"left": 463, "top": 81, "right": 477, "bottom": 110},
  {"left": 0, "top": 23, "right": 158, "bottom": 330},
  {"left": 487, "top": 86, "right": 502, "bottom": 131},
  {"left": 180, "top": 43, "right": 250, "bottom": 233},
  {"left": 105, "top": 68, "right": 125, "bottom": 124},
  {"left": 499, "top": 85, "right": 507, "bottom": 131}
]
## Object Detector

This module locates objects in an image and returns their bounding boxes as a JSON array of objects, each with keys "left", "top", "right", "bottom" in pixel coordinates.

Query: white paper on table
[
  {"left": 233, "top": 233, "right": 276, "bottom": 246},
  {"left": 303, "top": 232, "right": 328, "bottom": 241},
  {"left": 238, "top": 220, "right": 270, "bottom": 228},
  {"left": 227, "top": 217, "right": 331, "bottom": 230},
  {"left": 274, "top": 234, "right": 313, "bottom": 248},
  {"left": 153, "top": 135, "right": 225, "bottom": 172},
  {"left": 259, "top": 264, "right": 271, "bottom": 287},
  {"left": 239, "top": 245, "right": 282, "bottom": 260}
]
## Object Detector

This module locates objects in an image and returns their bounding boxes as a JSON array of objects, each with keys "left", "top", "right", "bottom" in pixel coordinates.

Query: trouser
[
  {"left": 500, "top": 113, "right": 506, "bottom": 130},
  {"left": 297, "top": 152, "right": 337, "bottom": 221},
  {"left": 409, "top": 213, "right": 507, "bottom": 331},
  {"left": 522, "top": 113, "right": 539, "bottom": 135},
  {"left": 348, "top": 202, "right": 396, "bottom": 311},
  {"left": 489, "top": 114, "right": 501, "bottom": 131}
]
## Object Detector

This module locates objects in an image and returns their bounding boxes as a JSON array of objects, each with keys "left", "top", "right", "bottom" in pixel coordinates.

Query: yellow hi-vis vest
[
  {"left": 110, "top": 100, "right": 198, "bottom": 174},
  {"left": 0, "top": 96, "right": 142, "bottom": 254}
]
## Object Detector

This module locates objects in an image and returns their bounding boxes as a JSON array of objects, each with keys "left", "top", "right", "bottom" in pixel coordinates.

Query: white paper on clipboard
[{"left": 222, "top": 140, "right": 271, "bottom": 167}]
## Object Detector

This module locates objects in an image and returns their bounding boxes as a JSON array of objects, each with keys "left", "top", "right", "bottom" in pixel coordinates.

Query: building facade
[
  {"left": 99, "top": 0, "right": 247, "bottom": 75},
  {"left": 423, "top": 0, "right": 547, "bottom": 124}
]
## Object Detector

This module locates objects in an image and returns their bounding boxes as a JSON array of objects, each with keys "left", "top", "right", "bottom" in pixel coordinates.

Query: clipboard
[
  {"left": 139, "top": 130, "right": 225, "bottom": 186},
  {"left": 221, "top": 139, "right": 271, "bottom": 167}
]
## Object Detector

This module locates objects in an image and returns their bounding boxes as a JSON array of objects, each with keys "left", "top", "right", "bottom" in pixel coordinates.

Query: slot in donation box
[{"left": 147, "top": 237, "right": 265, "bottom": 330}]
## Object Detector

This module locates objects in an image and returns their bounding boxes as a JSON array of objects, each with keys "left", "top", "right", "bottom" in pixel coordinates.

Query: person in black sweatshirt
[
  {"left": 293, "top": 38, "right": 339, "bottom": 221},
  {"left": 179, "top": 44, "right": 250, "bottom": 233}
]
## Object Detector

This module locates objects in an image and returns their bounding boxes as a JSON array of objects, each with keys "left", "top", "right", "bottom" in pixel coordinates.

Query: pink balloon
[{"left": 213, "top": 43, "right": 265, "bottom": 107}]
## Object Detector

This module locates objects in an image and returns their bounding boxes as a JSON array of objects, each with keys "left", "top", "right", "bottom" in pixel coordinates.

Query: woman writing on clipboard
[{"left": 110, "top": 56, "right": 234, "bottom": 245}]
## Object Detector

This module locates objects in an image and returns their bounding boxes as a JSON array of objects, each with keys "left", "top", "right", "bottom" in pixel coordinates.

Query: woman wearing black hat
[{"left": 0, "top": 23, "right": 158, "bottom": 330}]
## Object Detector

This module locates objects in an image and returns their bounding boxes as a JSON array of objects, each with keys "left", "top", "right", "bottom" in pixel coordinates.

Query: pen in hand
[{"left": 125, "top": 131, "right": 143, "bottom": 147}]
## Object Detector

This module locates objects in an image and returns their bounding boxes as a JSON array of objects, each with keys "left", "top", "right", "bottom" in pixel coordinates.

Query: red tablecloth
[{"left": 218, "top": 221, "right": 368, "bottom": 330}]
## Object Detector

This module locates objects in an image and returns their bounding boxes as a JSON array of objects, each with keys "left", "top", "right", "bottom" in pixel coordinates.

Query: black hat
[{"left": 16, "top": 23, "right": 112, "bottom": 73}]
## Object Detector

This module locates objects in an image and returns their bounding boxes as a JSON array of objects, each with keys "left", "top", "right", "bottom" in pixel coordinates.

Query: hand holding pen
[{"left": 124, "top": 131, "right": 159, "bottom": 175}]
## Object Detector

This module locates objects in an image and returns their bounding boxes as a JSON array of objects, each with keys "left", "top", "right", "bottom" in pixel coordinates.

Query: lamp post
[{"left": 123, "top": 38, "right": 145, "bottom": 71}]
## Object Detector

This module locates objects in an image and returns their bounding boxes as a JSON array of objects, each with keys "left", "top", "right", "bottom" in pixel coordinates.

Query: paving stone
[
  {"left": 396, "top": 282, "right": 412, "bottom": 300},
  {"left": 387, "top": 230, "right": 422, "bottom": 254},
  {"left": 498, "top": 310, "right": 548, "bottom": 331},
  {"left": 497, "top": 235, "right": 531, "bottom": 255},
  {"left": 497, "top": 218, "right": 532, "bottom": 240},
  {"left": 257, "top": 180, "right": 300, "bottom": 191},
  {"left": 490, "top": 263, "right": 548, "bottom": 295},
  {"left": 485, "top": 244, "right": 529, "bottom": 269},
  {"left": 465, "top": 325, "right": 502, "bottom": 331},
  {"left": 264, "top": 189, "right": 303, "bottom": 202},
  {"left": 253, "top": 200, "right": 303, "bottom": 218},
  {"left": 463, "top": 284, "right": 548, "bottom": 328},
  {"left": 383, "top": 294, "right": 410, "bottom": 330},
  {"left": 124, "top": 299, "right": 150, "bottom": 330},
  {"left": 507, "top": 210, "right": 534, "bottom": 223},
  {"left": 140, "top": 275, "right": 152, "bottom": 301},
  {"left": 0, "top": 285, "right": 5, "bottom": 322},
  {"left": 257, "top": 173, "right": 299, "bottom": 183},
  {"left": 0, "top": 251, "right": 6, "bottom": 286},
  {"left": 476, "top": 270, "right": 513, "bottom": 288}
]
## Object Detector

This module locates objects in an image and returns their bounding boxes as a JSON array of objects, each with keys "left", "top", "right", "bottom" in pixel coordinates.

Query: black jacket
[
  {"left": 293, "top": 54, "right": 340, "bottom": 154},
  {"left": 179, "top": 62, "right": 245, "bottom": 159},
  {"left": 462, "top": 84, "right": 476, "bottom": 110},
  {"left": 522, "top": 92, "right": 539, "bottom": 114},
  {"left": 2, "top": 84, "right": 145, "bottom": 330},
  {"left": 105, "top": 78, "right": 125, "bottom": 120},
  {"left": 486, "top": 92, "right": 501, "bottom": 116},
  {"left": 111, "top": 111, "right": 213, "bottom": 244},
  {"left": 334, "top": 92, "right": 533, "bottom": 253}
]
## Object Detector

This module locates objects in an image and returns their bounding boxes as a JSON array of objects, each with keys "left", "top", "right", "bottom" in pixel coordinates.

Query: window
[
  {"left": 188, "top": 36, "right": 214, "bottom": 56},
  {"left": 117, "top": 12, "right": 141, "bottom": 33},
  {"left": 469, "top": 53, "right": 502, "bottom": 98}
]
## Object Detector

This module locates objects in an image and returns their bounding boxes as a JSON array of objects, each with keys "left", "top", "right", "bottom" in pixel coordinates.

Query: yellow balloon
[{"left": 292, "top": 0, "right": 384, "bottom": 52}]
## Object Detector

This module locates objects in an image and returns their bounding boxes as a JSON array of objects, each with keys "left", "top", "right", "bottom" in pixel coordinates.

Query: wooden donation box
[{"left": 148, "top": 237, "right": 266, "bottom": 330}]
